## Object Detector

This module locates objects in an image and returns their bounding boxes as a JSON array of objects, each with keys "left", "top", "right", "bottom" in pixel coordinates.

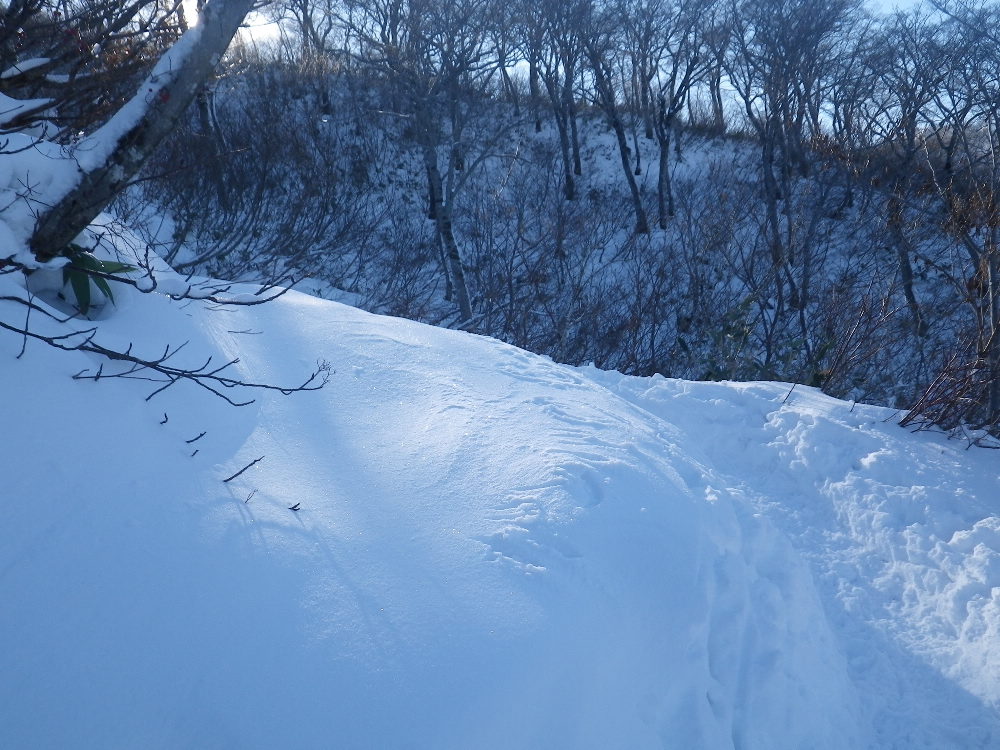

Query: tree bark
[
  {"left": 529, "top": 56, "right": 542, "bottom": 133},
  {"left": 610, "top": 107, "right": 649, "bottom": 234},
  {"left": 564, "top": 64, "right": 582, "bottom": 177},
  {"left": 988, "top": 247, "right": 1000, "bottom": 424},
  {"left": 709, "top": 64, "right": 725, "bottom": 133}
]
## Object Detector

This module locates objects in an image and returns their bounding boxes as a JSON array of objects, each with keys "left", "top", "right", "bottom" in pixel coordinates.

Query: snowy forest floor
[{"left": 1, "top": 253, "right": 998, "bottom": 748}]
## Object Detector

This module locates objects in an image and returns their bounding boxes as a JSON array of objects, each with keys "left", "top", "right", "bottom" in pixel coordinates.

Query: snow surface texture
[{"left": 1, "top": 260, "right": 999, "bottom": 748}]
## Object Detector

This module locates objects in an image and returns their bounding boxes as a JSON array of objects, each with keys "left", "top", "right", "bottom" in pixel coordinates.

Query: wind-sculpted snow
[{"left": 1, "top": 273, "right": 997, "bottom": 748}]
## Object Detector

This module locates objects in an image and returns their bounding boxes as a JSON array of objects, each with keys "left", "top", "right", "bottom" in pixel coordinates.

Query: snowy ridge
[{"left": 1, "top": 267, "right": 998, "bottom": 748}]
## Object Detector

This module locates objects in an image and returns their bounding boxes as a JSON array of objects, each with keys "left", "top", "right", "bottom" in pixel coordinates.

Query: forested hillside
[
  {"left": 2, "top": 0, "right": 999, "bottom": 430},
  {"left": 105, "top": 0, "right": 1000, "bottom": 434}
]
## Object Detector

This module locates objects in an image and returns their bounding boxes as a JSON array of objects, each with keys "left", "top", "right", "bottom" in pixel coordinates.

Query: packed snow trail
[
  {"left": 586, "top": 371, "right": 1000, "bottom": 747},
  {"left": 1, "top": 275, "right": 998, "bottom": 748}
]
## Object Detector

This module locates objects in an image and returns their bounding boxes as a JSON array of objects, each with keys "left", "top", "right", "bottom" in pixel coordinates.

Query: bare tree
[
  {"left": 507, "top": 0, "right": 546, "bottom": 132},
  {"left": 726, "top": 0, "right": 861, "bottom": 324},
  {"left": 339, "top": 0, "right": 510, "bottom": 324},
  {"left": 866, "top": 8, "right": 953, "bottom": 336},
  {"left": 700, "top": 4, "right": 731, "bottom": 133},
  {"left": 267, "top": 0, "right": 344, "bottom": 57},
  {"left": 581, "top": 0, "right": 650, "bottom": 234},
  {"left": 0, "top": 0, "right": 337, "bottom": 405},
  {"left": 634, "top": 0, "right": 713, "bottom": 226},
  {"left": 486, "top": 0, "right": 522, "bottom": 115},
  {"left": 821, "top": 10, "right": 879, "bottom": 211},
  {"left": 534, "top": 0, "right": 586, "bottom": 201},
  {"left": 903, "top": 0, "right": 1000, "bottom": 428},
  {"left": 130, "top": 52, "right": 385, "bottom": 290}
]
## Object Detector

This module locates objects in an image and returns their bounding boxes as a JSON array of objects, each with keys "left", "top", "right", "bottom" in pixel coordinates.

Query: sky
[{"left": 180, "top": 0, "right": 932, "bottom": 46}]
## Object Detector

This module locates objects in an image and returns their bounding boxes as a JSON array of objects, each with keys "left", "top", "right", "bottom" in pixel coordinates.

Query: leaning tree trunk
[
  {"left": 590, "top": 57, "right": 648, "bottom": 234},
  {"left": 887, "top": 188, "right": 927, "bottom": 336},
  {"left": 29, "top": 0, "right": 254, "bottom": 263},
  {"left": 610, "top": 107, "right": 650, "bottom": 235}
]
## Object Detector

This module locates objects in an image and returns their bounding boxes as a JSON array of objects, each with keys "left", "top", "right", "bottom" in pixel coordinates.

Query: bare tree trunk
[
  {"left": 29, "top": 0, "right": 255, "bottom": 263},
  {"left": 610, "top": 109, "right": 649, "bottom": 234},
  {"left": 499, "top": 62, "right": 520, "bottom": 116},
  {"left": 656, "top": 122, "right": 673, "bottom": 228},
  {"left": 988, "top": 246, "right": 1000, "bottom": 423},
  {"left": 529, "top": 56, "right": 542, "bottom": 133},
  {"left": 654, "top": 86, "right": 689, "bottom": 229},
  {"left": 709, "top": 67, "right": 725, "bottom": 133},
  {"left": 543, "top": 74, "right": 576, "bottom": 200},
  {"left": 760, "top": 127, "right": 788, "bottom": 312},
  {"left": 641, "top": 78, "right": 654, "bottom": 140},
  {"left": 422, "top": 143, "right": 473, "bottom": 322},
  {"left": 589, "top": 52, "right": 649, "bottom": 234},
  {"left": 565, "top": 65, "right": 582, "bottom": 177},
  {"left": 195, "top": 85, "right": 232, "bottom": 213},
  {"left": 887, "top": 190, "right": 927, "bottom": 336},
  {"left": 556, "top": 113, "right": 576, "bottom": 200},
  {"left": 631, "top": 122, "right": 642, "bottom": 176}
]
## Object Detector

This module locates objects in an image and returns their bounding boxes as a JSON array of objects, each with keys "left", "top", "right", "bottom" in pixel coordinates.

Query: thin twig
[{"left": 223, "top": 455, "right": 264, "bottom": 483}]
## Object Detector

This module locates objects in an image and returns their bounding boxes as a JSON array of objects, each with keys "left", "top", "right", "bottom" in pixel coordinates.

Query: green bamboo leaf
[
  {"left": 67, "top": 268, "right": 91, "bottom": 314},
  {"left": 60, "top": 248, "right": 133, "bottom": 313},
  {"left": 98, "top": 261, "right": 136, "bottom": 274},
  {"left": 92, "top": 274, "right": 115, "bottom": 305}
]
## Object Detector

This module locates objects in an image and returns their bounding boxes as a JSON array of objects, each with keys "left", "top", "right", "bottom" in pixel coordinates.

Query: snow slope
[{"left": 1, "top": 267, "right": 998, "bottom": 749}]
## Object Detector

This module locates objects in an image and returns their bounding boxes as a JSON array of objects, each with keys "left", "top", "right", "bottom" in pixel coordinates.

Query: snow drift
[{"left": 1, "top": 265, "right": 998, "bottom": 748}]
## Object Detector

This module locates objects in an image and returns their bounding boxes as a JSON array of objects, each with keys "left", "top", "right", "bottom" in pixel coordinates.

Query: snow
[
  {"left": 2, "top": 249, "right": 999, "bottom": 747},
  {"left": 0, "top": 57, "right": 50, "bottom": 79},
  {"left": 0, "top": 92, "right": 52, "bottom": 129},
  {"left": 0, "top": 134, "right": 82, "bottom": 265}
]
